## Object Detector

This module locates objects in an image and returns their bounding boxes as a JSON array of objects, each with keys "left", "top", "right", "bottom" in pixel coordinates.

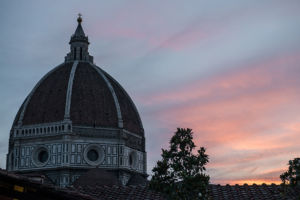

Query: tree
[
  {"left": 280, "top": 158, "right": 300, "bottom": 186},
  {"left": 149, "top": 128, "right": 210, "bottom": 200}
]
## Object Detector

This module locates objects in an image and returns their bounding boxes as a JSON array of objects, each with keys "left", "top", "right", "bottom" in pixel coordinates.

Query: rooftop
[{"left": 1, "top": 169, "right": 300, "bottom": 199}]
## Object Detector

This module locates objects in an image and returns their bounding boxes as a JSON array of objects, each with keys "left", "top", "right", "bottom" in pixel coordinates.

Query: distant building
[{"left": 6, "top": 15, "right": 147, "bottom": 187}]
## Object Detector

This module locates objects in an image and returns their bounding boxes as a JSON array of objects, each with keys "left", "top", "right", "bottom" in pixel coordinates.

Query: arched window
[
  {"left": 80, "top": 47, "right": 83, "bottom": 60},
  {"left": 74, "top": 47, "right": 77, "bottom": 60}
]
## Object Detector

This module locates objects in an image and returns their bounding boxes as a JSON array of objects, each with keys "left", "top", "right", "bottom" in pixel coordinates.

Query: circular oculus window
[
  {"left": 84, "top": 144, "right": 104, "bottom": 166},
  {"left": 32, "top": 146, "right": 49, "bottom": 167},
  {"left": 87, "top": 149, "right": 99, "bottom": 161},
  {"left": 129, "top": 151, "right": 138, "bottom": 169},
  {"left": 38, "top": 150, "right": 49, "bottom": 163}
]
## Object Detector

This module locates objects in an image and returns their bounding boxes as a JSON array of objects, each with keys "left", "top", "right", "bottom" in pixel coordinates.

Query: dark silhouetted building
[{"left": 6, "top": 15, "right": 147, "bottom": 188}]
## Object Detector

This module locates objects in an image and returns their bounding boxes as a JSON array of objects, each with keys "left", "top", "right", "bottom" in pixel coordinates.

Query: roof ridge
[
  {"left": 90, "top": 63, "right": 123, "bottom": 128},
  {"left": 16, "top": 63, "right": 65, "bottom": 127},
  {"left": 100, "top": 68, "right": 144, "bottom": 134},
  {"left": 64, "top": 61, "right": 79, "bottom": 120}
]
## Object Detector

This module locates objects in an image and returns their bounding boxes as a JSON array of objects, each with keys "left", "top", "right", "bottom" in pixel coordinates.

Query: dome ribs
[
  {"left": 101, "top": 70, "right": 144, "bottom": 136},
  {"left": 64, "top": 61, "right": 79, "bottom": 120},
  {"left": 13, "top": 62, "right": 143, "bottom": 134},
  {"left": 91, "top": 64, "right": 123, "bottom": 128},
  {"left": 70, "top": 62, "right": 118, "bottom": 127},
  {"left": 12, "top": 100, "right": 26, "bottom": 127},
  {"left": 21, "top": 63, "right": 73, "bottom": 125}
]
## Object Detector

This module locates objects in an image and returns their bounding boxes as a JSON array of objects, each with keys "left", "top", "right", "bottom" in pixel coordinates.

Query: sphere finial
[{"left": 77, "top": 13, "right": 82, "bottom": 23}]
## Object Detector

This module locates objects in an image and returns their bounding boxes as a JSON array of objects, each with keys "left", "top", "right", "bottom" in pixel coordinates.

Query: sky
[{"left": 0, "top": 0, "right": 300, "bottom": 185}]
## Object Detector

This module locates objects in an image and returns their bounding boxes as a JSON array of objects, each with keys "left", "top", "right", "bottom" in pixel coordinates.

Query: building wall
[{"left": 8, "top": 123, "right": 146, "bottom": 187}]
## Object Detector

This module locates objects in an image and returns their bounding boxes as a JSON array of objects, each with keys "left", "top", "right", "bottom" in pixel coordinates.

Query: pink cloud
[
  {"left": 139, "top": 52, "right": 300, "bottom": 106},
  {"left": 140, "top": 52, "right": 300, "bottom": 184}
]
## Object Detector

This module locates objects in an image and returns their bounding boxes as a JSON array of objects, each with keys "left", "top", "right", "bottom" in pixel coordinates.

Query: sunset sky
[{"left": 1, "top": 0, "right": 300, "bottom": 185}]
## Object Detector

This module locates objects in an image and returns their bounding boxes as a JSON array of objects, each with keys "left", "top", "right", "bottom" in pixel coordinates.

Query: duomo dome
[{"left": 7, "top": 15, "right": 147, "bottom": 187}]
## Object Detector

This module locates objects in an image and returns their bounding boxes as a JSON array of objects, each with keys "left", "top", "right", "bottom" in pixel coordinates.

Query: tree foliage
[
  {"left": 149, "top": 128, "right": 210, "bottom": 200},
  {"left": 280, "top": 157, "right": 300, "bottom": 186}
]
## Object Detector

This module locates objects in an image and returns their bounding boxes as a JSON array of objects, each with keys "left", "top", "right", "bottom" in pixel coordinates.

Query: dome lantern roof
[
  {"left": 65, "top": 14, "right": 93, "bottom": 63},
  {"left": 70, "top": 13, "right": 89, "bottom": 44}
]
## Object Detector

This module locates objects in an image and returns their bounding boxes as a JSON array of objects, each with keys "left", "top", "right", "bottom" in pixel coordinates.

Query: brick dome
[{"left": 13, "top": 61, "right": 144, "bottom": 135}]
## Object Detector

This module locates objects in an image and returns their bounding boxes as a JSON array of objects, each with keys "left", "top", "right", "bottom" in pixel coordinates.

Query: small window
[
  {"left": 119, "top": 146, "right": 123, "bottom": 155},
  {"left": 129, "top": 151, "right": 137, "bottom": 168},
  {"left": 87, "top": 149, "right": 99, "bottom": 162},
  {"left": 37, "top": 149, "right": 49, "bottom": 163},
  {"left": 74, "top": 48, "right": 77, "bottom": 60},
  {"left": 80, "top": 47, "right": 83, "bottom": 60},
  {"left": 129, "top": 154, "right": 133, "bottom": 166}
]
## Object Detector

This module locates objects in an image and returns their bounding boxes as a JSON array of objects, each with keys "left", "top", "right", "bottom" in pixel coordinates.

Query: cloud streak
[{"left": 140, "top": 52, "right": 300, "bottom": 184}]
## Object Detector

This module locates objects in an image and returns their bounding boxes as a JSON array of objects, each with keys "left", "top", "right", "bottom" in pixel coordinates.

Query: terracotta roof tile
[
  {"left": 13, "top": 62, "right": 144, "bottom": 136},
  {"left": 208, "top": 184, "right": 300, "bottom": 200},
  {"left": 22, "top": 62, "right": 73, "bottom": 125},
  {"left": 103, "top": 70, "right": 143, "bottom": 135},
  {"left": 77, "top": 185, "right": 166, "bottom": 200},
  {"left": 3, "top": 168, "right": 299, "bottom": 199},
  {"left": 73, "top": 168, "right": 121, "bottom": 187},
  {"left": 70, "top": 62, "right": 118, "bottom": 127}
]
